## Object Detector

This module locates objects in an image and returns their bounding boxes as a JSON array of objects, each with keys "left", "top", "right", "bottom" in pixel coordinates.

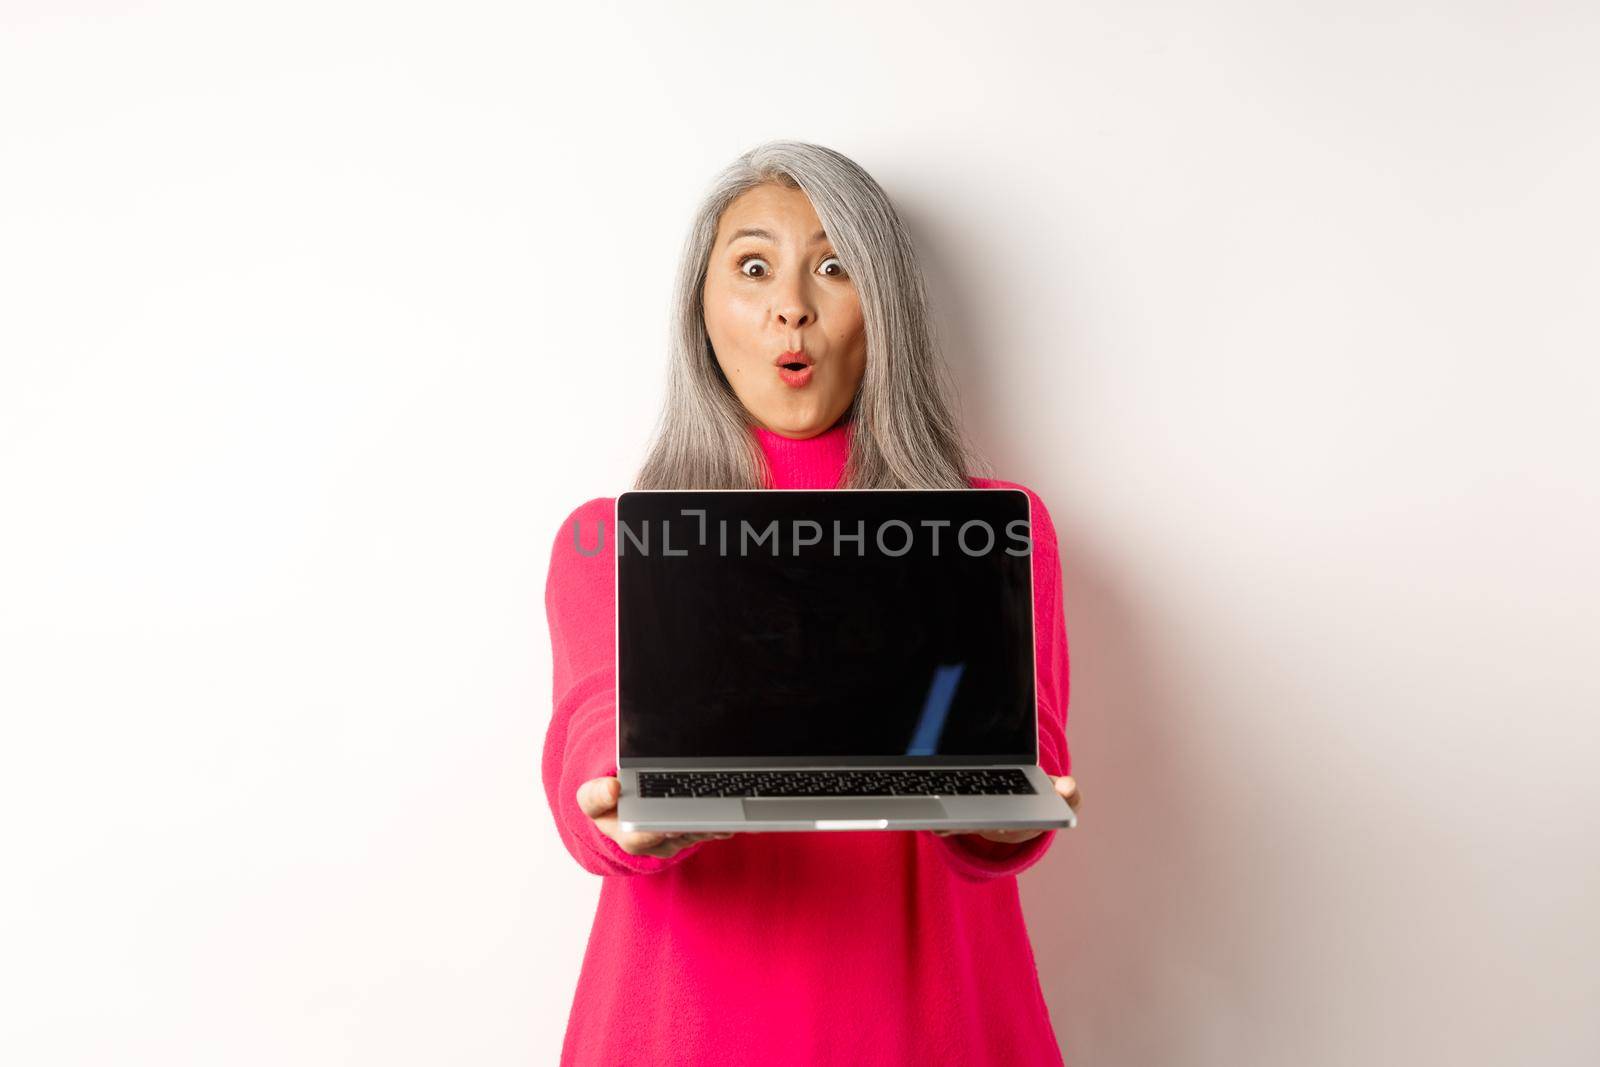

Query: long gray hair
[{"left": 632, "top": 140, "right": 984, "bottom": 490}]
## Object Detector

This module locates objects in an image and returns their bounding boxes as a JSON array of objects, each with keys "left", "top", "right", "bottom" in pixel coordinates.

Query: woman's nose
[{"left": 775, "top": 282, "right": 815, "bottom": 328}]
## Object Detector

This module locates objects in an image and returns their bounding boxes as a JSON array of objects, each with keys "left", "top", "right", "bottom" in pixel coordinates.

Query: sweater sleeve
[
  {"left": 931, "top": 483, "right": 1073, "bottom": 882},
  {"left": 541, "top": 496, "right": 713, "bottom": 877}
]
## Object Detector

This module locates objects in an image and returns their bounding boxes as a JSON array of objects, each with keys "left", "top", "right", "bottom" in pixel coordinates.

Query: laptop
[{"left": 613, "top": 488, "right": 1077, "bottom": 834}]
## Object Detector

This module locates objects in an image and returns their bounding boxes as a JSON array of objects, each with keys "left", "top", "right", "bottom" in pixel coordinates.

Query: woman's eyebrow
[{"left": 724, "top": 227, "right": 829, "bottom": 247}]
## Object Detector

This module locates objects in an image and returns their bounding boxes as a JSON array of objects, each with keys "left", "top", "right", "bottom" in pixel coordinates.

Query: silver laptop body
[{"left": 612, "top": 488, "right": 1076, "bottom": 835}]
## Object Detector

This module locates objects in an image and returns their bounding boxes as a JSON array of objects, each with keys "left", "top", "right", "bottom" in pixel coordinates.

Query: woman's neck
[{"left": 749, "top": 418, "right": 853, "bottom": 489}]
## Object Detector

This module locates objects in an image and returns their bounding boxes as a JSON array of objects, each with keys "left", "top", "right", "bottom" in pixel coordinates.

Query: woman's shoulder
[
  {"left": 548, "top": 496, "right": 616, "bottom": 556},
  {"left": 966, "top": 475, "right": 1056, "bottom": 528},
  {"left": 556, "top": 495, "right": 616, "bottom": 528},
  {"left": 545, "top": 496, "right": 618, "bottom": 604},
  {"left": 966, "top": 476, "right": 1064, "bottom": 572}
]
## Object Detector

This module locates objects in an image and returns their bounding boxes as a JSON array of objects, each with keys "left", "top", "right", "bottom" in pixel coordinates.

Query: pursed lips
[
  {"left": 775, "top": 350, "right": 815, "bottom": 387},
  {"left": 775, "top": 349, "right": 813, "bottom": 371}
]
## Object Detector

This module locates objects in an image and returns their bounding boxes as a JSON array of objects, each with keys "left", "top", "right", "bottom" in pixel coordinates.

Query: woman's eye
[
  {"left": 738, "top": 255, "right": 770, "bottom": 278},
  {"left": 818, "top": 255, "right": 847, "bottom": 278}
]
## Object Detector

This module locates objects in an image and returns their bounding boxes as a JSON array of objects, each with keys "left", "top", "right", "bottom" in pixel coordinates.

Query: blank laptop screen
[{"left": 613, "top": 489, "right": 1037, "bottom": 766}]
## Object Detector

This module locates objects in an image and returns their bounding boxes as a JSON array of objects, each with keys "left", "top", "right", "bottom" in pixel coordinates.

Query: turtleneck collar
[{"left": 750, "top": 417, "right": 853, "bottom": 489}]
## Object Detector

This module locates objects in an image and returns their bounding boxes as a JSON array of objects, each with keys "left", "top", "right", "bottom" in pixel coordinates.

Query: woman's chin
[{"left": 754, "top": 408, "right": 838, "bottom": 439}]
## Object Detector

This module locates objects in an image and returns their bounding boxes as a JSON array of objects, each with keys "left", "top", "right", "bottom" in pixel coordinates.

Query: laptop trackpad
[{"left": 742, "top": 797, "right": 949, "bottom": 821}]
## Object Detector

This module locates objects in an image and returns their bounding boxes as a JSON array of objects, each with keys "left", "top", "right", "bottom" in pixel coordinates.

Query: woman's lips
[
  {"left": 776, "top": 350, "right": 814, "bottom": 388},
  {"left": 777, "top": 363, "right": 813, "bottom": 387}
]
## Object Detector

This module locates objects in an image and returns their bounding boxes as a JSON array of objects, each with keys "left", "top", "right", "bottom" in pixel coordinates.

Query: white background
[{"left": 3, "top": 2, "right": 1596, "bottom": 1064}]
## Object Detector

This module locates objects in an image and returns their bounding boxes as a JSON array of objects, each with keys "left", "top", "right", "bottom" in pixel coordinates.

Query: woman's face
[{"left": 702, "top": 182, "right": 867, "bottom": 438}]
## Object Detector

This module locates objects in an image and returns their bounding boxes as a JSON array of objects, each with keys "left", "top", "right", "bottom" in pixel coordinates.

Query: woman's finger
[
  {"left": 576, "top": 777, "right": 621, "bottom": 818},
  {"left": 938, "top": 828, "right": 1038, "bottom": 843},
  {"left": 626, "top": 830, "right": 738, "bottom": 858},
  {"left": 1055, "top": 775, "right": 1081, "bottom": 812},
  {"left": 573, "top": 778, "right": 733, "bottom": 857},
  {"left": 641, "top": 832, "right": 723, "bottom": 858},
  {"left": 618, "top": 828, "right": 676, "bottom": 855},
  {"left": 579, "top": 779, "right": 677, "bottom": 856}
]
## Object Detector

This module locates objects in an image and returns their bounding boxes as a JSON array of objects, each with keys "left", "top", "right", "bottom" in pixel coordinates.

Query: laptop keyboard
[{"left": 636, "top": 768, "right": 1035, "bottom": 798}]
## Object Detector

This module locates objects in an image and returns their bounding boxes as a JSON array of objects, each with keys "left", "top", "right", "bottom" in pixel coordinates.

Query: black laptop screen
[{"left": 614, "top": 489, "right": 1037, "bottom": 766}]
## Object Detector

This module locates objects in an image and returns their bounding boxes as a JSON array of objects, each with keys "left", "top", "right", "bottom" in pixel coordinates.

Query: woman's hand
[
  {"left": 576, "top": 776, "right": 735, "bottom": 859},
  {"left": 932, "top": 775, "right": 1081, "bottom": 845}
]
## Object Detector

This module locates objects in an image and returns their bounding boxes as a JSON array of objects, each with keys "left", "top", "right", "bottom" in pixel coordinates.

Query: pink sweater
[{"left": 541, "top": 417, "right": 1073, "bottom": 1065}]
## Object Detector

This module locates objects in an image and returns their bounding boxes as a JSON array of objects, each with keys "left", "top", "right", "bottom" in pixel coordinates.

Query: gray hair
[{"left": 632, "top": 140, "right": 984, "bottom": 490}]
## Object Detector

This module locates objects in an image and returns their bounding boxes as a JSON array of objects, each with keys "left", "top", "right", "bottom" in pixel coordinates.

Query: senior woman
[{"left": 542, "top": 140, "right": 1081, "bottom": 1066}]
